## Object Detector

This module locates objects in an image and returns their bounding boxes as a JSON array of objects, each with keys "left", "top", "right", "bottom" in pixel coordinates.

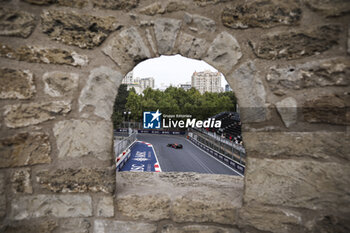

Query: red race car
[{"left": 167, "top": 143, "right": 183, "bottom": 149}]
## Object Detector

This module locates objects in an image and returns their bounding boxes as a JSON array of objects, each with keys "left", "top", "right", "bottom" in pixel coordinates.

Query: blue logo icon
[{"left": 143, "top": 110, "right": 162, "bottom": 129}]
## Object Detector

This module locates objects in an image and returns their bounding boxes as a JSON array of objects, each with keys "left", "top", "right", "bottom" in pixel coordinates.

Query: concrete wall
[{"left": 0, "top": 0, "right": 349, "bottom": 232}]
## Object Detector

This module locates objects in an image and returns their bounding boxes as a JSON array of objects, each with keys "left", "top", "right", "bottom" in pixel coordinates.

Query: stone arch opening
[{"left": 113, "top": 54, "right": 246, "bottom": 176}]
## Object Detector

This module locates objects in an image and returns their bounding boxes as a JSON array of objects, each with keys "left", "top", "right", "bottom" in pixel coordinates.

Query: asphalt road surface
[{"left": 137, "top": 134, "right": 239, "bottom": 176}]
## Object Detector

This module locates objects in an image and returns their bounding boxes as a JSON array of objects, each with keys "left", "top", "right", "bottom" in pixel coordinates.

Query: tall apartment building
[
  {"left": 191, "top": 70, "right": 222, "bottom": 94},
  {"left": 140, "top": 77, "right": 155, "bottom": 90}
]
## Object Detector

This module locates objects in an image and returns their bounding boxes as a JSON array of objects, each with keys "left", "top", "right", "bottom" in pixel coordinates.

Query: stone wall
[{"left": 0, "top": 0, "right": 349, "bottom": 232}]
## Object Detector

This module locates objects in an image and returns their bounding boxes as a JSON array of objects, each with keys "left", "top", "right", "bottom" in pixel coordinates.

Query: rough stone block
[
  {"left": 91, "top": 0, "right": 139, "bottom": 10},
  {"left": 53, "top": 119, "right": 112, "bottom": 160},
  {"left": 204, "top": 31, "right": 242, "bottom": 74},
  {"left": 184, "top": 13, "right": 216, "bottom": 34},
  {"left": 94, "top": 220, "right": 157, "bottom": 233},
  {"left": 116, "top": 194, "right": 171, "bottom": 221},
  {"left": 96, "top": 196, "right": 114, "bottom": 217},
  {"left": 4, "top": 100, "right": 71, "bottom": 128},
  {"left": 276, "top": 97, "right": 297, "bottom": 128},
  {"left": 11, "top": 168, "right": 32, "bottom": 193},
  {"left": 36, "top": 168, "right": 115, "bottom": 193},
  {"left": 0, "top": 132, "right": 51, "bottom": 168},
  {"left": 57, "top": 0, "right": 87, "bottom": 8},
  {"left": 43, "top": 71, "right": 79, "bottom": 97},
  {"left": 2, "top": 219, "right": 58, "bottom": 233},
  {"left": 194, "top": 0, "right": 230, "bottom": 6},
  {"left": 0, "top": 7, "right": 36, "bottom": 38},
  {"left": 41, "top": 10, "right": 118, "bottom": 49},
  {"left": 79, "top": 66, "right": 122, "bottom": 120},
  {"left": 172, "top": 190, "right": 239, "bottom": 225},
  {"left": 244, "top": 158, "right": 350, "bottom": 212},
  {"left": 0, "top": 68, "right": 35, "bottom": 99},
  {"left": 0, "top": 42, "right": 88, "bottom": 66},
  {"left": 102, "top": 27, "right": 151, "bottom": 69},
  {"left": 10, "top": 194, "right": 92, "bottom": 220},
  {"left": 154, "top": 18, "right": 182, "bottom": 55},
  {"left": 243, "top": 132, "right": 350, "bottom": 160},
  {"left": 303, "top": 95, "right": 349, "bottom": 125},
  {"left": 266, "top": 57, "right": 350, "bottom": 95},
  {"left": 250, "top": 25, "right": 340, "bottom": 60},
  {"left": 305, "top": 0, "right": 350, "bottom": 17},
  {"left": 59, "top": 218, "right": 90, "bottom": 233},
  {"left": 161, "top": 224, "right": 241, "bottom": 233},
  {"left": 222, "top": 0, "right": 301, "bottom": 29},
  {"left": 177, "top": 32, "right": 209, "bottom": 59},
  {"left": 227, "top": 61, "right": 267, "bottom": 123}
]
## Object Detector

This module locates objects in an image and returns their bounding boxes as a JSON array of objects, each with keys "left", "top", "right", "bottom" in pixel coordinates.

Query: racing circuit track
[{"left": 136, "top": 134, "right": 239, "bottom": 176}]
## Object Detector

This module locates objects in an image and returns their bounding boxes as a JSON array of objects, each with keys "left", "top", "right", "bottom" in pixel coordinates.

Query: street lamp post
[{"left": 123, "top": 111, "right": 131, "bottom": 135}]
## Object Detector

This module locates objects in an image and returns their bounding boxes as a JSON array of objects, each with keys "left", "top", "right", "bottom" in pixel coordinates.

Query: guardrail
[
  {"left": 115, "top": 133, "right": 137, "bottom": 171},
  {"left": 188, "top": 133, "right": 245, "bottom": 176}
]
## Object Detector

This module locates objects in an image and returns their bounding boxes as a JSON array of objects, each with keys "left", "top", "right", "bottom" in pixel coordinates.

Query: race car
[{"left": 167, "top": 143, "right": 183, "bottom": 149}]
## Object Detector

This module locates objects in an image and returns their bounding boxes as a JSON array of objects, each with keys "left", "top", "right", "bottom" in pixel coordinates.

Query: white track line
[
  {"left": 187, "top": 139, "right": 243, "bottom": 177},
  {"left": 148, "top": 143, "right": 162, "bottom": 172}
]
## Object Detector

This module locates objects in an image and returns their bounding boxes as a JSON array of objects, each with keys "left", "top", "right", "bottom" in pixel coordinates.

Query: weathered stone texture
[
  {"left": 0, "top": 7, "right": 36, "bottom": 38},
  {"left": 243, "top": 132, "right": 350, "bottom": 160},
  {"left": 116, "top": 172, "right": 243, "bottom": 224},
  {"left": 116, "top": 194, "right": 171, "bottom": 221},
  {"left": 0, "top": 43, "right": 88, "bottom": 66},
  {"left": 276, "top": 97, "right": 297, "bottom": 128},
  {"left": 238, "top": 205, "right": 304, "bottom": 233},
  {"left": 36, "top": 168, "right": 115, "bottom": 193},
  {"left": 172, "top": 191, "right": 238, "bottom": 225},
  {"left": 103, "top": 27, "right": 151, "bottom": 68},
  {"left": 204, "top": 32, "right": 242, "bottom": 74},
  {"left": 94, "top": 220, "right": 157, "bottom": 233},
  {"left": 266, "top": 58, "right": 350, "bottom": 95},
  {"left": 305, "top": 0, "right": 350, "bottom": 17},
  {"left": 79, "top": 66, "right": 122, "bottom": 120},
  {"left": 96, "top": 196, "right": 114, "bottom": 217},
  {"left": 222, "top": 0, "right": 301, "bottom": 29},
  {"left": 165, "top": 1, "right": 187, "bottom": 13},
  {"left": 10, "top": 194, "right": 92, "bottom": 220},
  {"left": 11, "top": 168, "right": 32, "bottom": 193},
  {"left": 91, "top": 0, "right": 139, "bottom": 10},
  {"left": 177, "top": 32, "right": 209, "bottom": 59},
  {"left": 0, "top": 172, "right": 5, "bottom": 218},
  {"left": 154, "top": 18, "right": 182, "bottom": 55},
  {"left": 250, "top": 25, "right": 340, "bottom": 60},
  {"left": 0, "top": 132, "right": 51, "bottom": 168},
  {"left": 4, "top": 100, "right": 71, "bottom": 128},
  {"left": 41, "top": 10, "right": 118, "bottom": 49},
  {"left": 43, "top": 71, "right": 79, "bottom": 97},
  {"left": 228, "top": 61, "right": 267, "bottom": 123},
  {"left": 244, "top": 158, "right": 350, "bottom": 212},
  {"left": 59, "top": 219, "right": 90, "bottom": 233},
  {"left": 303, "top": 95, "right": 349, "bottom": 125},
  {"left": 0, "top": 68, "right": 35, "bottom": 99},
  {"left": 162, "top": 224, "right": 241, "bottom": 233},
  {"left": 184, "top": 13, "right": 216, "bottom": 34},
  {"left": 139, "top": 3, "right": 164, "bottom": 16},
  {"left": 53, "top": 119, "right": 112, "bottom": 160},
  {"left": 2, "top": 219, "right": 58, "bottom": 233}
]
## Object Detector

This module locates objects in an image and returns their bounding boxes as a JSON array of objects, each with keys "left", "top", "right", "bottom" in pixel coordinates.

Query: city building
[
  {"left": 191, "top": 70, "right": 222, "bottom": 94},
  {"left": 225, "top": 84, "right": 232, "bottom": 92},
  {"left": 140, "top": 77, "right": 155, "bottom": 90},
  {"left": 179, "top": 83, "right": 192, "bottom": 91}
]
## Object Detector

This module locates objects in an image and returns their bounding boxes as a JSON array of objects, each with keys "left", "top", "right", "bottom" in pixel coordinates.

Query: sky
[{"left": 132, "top": 55, "right": 228, "bottom": 89}]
